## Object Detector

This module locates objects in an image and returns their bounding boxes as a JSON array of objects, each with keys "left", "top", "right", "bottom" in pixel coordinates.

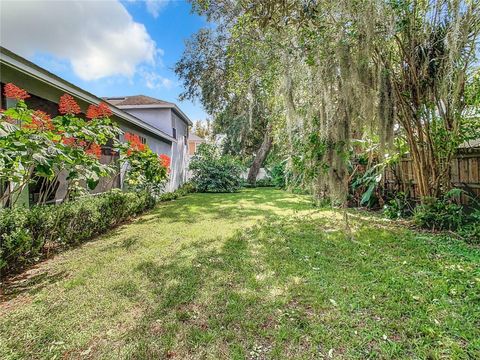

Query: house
[
  {"left": 0, "top": 46, "right": 190, "bottom": 205},
  {"left": 103, "top": 95, "right": 192, "bottom": 190},
  {"left": 187, "top": 132, "right": 207, "bottom": 156}
]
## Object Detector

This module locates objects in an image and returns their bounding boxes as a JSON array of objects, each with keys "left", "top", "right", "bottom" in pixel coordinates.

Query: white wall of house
[
  {"left": 170, "top": 112, "right": 188, "bottom": 190},
  {"left": 119, "top": 123, "right": 171, "bottom": 156},
  {"left": 122, "top": 108, "right": 173, "bottom": 137},
  {"left": 120, "top": 108, "right": 189, "bottom": 191}
]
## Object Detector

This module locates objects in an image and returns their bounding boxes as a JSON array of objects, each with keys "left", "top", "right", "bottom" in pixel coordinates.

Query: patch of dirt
[{"left": 1, "top": 265, "right": 69, "bottom": 312}]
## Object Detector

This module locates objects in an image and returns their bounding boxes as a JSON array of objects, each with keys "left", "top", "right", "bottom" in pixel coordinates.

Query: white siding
[
  {"left": 122, "top": 108, "right": 173, "bottom": 136},
  {"left": 119, "top": 123, "right": 171, "bottom": 156},
  {"left": 119, "top": 108, "right": 189, "bottom": 191},
  {"left": 170, "top": 112, "right": 189, "bottom": 190}
]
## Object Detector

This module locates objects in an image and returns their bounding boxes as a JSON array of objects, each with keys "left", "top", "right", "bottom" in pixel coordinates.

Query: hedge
[{"left": 0, "top": 184, "right": 195, "bottom": 277}]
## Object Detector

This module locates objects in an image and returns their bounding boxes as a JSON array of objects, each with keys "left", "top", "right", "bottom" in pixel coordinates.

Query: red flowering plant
[
  {"left": 119, "top": 132, "right": 170, "bottom": 196},
  {"left": 0, "top": 83, "right": 121, "bottom": 206},
  {"left": 52, "top": 98, "right": 121, "bottom": 199}
]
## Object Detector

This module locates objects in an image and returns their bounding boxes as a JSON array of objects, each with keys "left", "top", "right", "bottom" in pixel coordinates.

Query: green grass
[{"left": 1, "top": 188, "right": 479, "bottom": 359}]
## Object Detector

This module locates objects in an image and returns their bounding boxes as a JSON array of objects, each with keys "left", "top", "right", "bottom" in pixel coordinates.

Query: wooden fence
[{"left": 384, "top": 148, "right": 480, "bottom": 204}]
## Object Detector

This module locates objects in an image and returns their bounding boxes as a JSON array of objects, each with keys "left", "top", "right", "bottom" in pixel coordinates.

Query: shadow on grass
[
  {"left": 1, "top": 270, "right": 69, "bottom": 301},
  {"left": 119, "top": 214, "right": 480, "bottom": 359}
]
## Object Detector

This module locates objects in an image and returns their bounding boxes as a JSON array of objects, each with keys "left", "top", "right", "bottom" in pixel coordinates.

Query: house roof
[
  {"left": 459, "top": 138, "right": 480, "bottom": 149},
  {"left": 189, "top": 133, "right": 206, "bottom": 141},
  {"left": 103, "top": 95, "right": 193, "bottom": 126},
  {"left": 104, "top": 95, "right": 174, "bottom": 107},
  {"left": 0, "top": 46, "right": 176, "bottom": 143}
]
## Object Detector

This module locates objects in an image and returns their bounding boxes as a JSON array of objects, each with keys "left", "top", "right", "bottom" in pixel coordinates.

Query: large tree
[
  {"left": 176, "top": 3, "right": 280, "bottom": 184},
  {"left": 179, "top": 0, "right": 479, "bottom": 202},
  {"left": 236, "top": 0, "right": 479, "bottom": 202}
]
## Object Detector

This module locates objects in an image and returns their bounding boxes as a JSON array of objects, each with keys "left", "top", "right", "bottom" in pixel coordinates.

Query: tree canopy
[{"left": 178, "top": 0, "right": 479, "bottom": 203}]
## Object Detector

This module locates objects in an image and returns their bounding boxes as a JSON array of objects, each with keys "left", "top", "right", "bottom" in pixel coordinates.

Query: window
[
  {"left": 172, "top": 128, "right": 177, "bottom": 139},
  {"left": 139, "top": 136, "right": 147, "bottom": 144}
]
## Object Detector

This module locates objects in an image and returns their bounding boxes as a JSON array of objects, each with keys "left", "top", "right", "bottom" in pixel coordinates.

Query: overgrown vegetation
[
  {"left": 1, "top": 189, "right": 478, "bottom": 358},
  {"left": 412, "top": 190, "right": 480, "bottom": 244},
  {"left": 177, "top": 0, "right": 480, "bottom": 227},
  {"left": 189, "top": 143, "right": 243, "bottom": 192}
]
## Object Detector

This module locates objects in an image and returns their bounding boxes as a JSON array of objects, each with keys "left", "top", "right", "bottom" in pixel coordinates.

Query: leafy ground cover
[{"left": 0, "top": 188, "right": 478, "bottom": 359}]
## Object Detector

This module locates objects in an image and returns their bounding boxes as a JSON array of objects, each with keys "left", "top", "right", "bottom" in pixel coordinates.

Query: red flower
[
  {"left": 159, "top": 154, "right": 171, "bottom": 169},
  {"left": 4, "top": 83, "right": 30, "bottom": 100},
  {"left": 58, "top": 94, "right": 81, "bottom": 115},
  {"left": 125, "top": 132, "right": 146, "bottom": 153},
  {"left": 61, "top": 136, "right": 88, "bottom": 148},
  {"left": 86, "top": 105, "right": 99, "bottom": 120},
  {"left": 62, "top": 136, "right": 76, "bottom": 146},
  {"left": 86, "top": 143, "right": 102, "bottom": 159},
  {"left": 28, "top": 110, "right": 54, "bottom": 131},
  {"left": 97, "top": 102, "right": 112, "bottom": 118},
  {"left": 86, "top": 102, "right": 112, "bottom": 120}
]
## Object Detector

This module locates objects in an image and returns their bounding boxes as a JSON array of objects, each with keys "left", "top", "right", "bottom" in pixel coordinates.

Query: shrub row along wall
[
  {"left": 384, "top": 149, "right": 480, "bottom": 204},
  {"left": 0, "top": 185, "right": 193, "bottom": 278}
]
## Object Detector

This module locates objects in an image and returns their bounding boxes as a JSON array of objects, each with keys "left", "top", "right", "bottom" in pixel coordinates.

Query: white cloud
[
  {"left": 0, "top": 0, "right": 159, "bottom": 81},
  {"left": 140, "top": 68, "right": 174, "bottom": 89},
  {"left": 145, "top": 0, "right": 170, "bottom": 18}
]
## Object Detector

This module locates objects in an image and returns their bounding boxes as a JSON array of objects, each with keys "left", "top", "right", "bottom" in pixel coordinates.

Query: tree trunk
[{"left": 247, "top": 123, "right": 273, "bottom": 185}]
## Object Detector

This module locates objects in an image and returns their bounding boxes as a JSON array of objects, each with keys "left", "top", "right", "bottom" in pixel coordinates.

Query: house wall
[
  {"left": 170, "top": 112, "right": 188, "bottom": 190},
  {"left": 121, "top": 108, "right": 189, "bottom": 191},
  {"left": 122, "top": 108, "right": 173, "bottom": 137}
]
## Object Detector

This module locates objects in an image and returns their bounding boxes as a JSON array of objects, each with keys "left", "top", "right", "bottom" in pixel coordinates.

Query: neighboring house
[
  {"left": 187, "top": 133, "right": 207, "bottom": 156},
  {"left": 0, "top": 47, "right": 190, "bottom": 205},
  {"left": 459, "top": 138, "right": 480, "bottom": 151},
  {"left": 103, "top": 95, "right": 192, "bottom": 190},
  {"left": 185, "top": 132, "right": 207, "bottom": 180}
]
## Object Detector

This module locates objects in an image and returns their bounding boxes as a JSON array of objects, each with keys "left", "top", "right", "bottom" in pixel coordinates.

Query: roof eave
[{"left": 0, "top": 47, "right": 176, "bottom": 143}]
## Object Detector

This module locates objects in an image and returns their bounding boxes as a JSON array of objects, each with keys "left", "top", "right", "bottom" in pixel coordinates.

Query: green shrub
[
  {"left": 0, "top": 190, "right": 156, "bottom": 275},
  {"left": 0, "top": 184, "right": 196, "bottom": 276},
  {"left": 383, "top": 192, "right": 414, "bottom": 219},
  {"left": 189, "top": 143, "right": 243, "bottom": 193},
  {"left": 458, "top": 209, "right": 480, "bottom": 244},
  {"left": 267, "top": 161, "right": 286, "bottom": 188},
  {"left": 414, "top": 196, "right": 464, "bottom": 231},
  {"left": 254, "top": 178, "right": 274, "bottom": 187}
]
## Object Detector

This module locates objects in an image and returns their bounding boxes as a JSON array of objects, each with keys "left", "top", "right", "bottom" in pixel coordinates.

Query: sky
[{"left": 0, "top": 0, "right": 208, "bottom": 122}]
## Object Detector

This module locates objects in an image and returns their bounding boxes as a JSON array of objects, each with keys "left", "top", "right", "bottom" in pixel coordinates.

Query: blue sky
[{"left": 0, "top": 0, "right": 208, "bottom": 122}]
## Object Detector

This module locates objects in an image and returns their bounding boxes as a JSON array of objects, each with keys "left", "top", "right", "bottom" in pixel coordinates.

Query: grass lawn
[{"left": 1, "top": 188, "right": 479, "bottom": 359}]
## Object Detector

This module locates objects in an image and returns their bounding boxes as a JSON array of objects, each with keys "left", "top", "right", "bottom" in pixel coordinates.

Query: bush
[
  {"left": 267, "top": 161, "right": 286, "bottom": 188},
  {"left": 253, "top": 178, "right": 274, "bottom": 187},
  {"left": 189, "top": 143, "right": 243, "bottom": 192},
  {"left": 0, "top": 184, "right": 196, "bottom": 276},
  {"left": 383, "top": 192, "right": 414, "bottom": 219},
  {"left": 413, "top": 196, "right": 464, "bottom": 231},
  {"left": 0, "top": 191, "right": 150, "bottom": 275},
  {"left": 405, "top": 189, "right": 480, "bottom": 244},
  {"left": 458, "top": 209, "right": 480, "bottom": 244}
]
